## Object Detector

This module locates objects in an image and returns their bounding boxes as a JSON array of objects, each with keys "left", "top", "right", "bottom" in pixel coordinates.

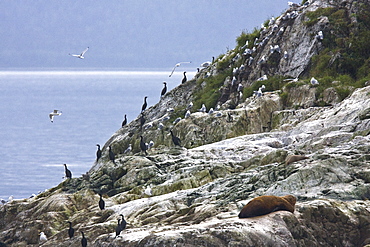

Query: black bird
[
  {"left": 140, "top": 136, "right": 147, "bottom": 155},
  {"left": 115, "top": 219, "right": 122, "bottom": 237},
  {"left": 68, "top": 221, "right": 74, "bottom": 239},
  {"left": 170, "top": 130, "right": 181, "bottom": 147},
  {"left": 121, "top": 114, "right": 127, "bottom": 127},
  {"left": 120, "top": 214, "right": 127, "bottom": 230},
  {"left": 141, "top": 96, "right": 148, "bottom": 112},
  {"left": 161, "top": 82, "right": 167, "bottom": 98},
  {"left": 81, "top": 231, "right": 87, "bottom": 247},
  {"left": 96, "top": 144, "right": 102, "bottom": 162},
  {"left": 64, "top": 164, "right": 72, "bottom": 179},
  {"left": 181, "top": 71, "right": 187, "bottom": 84},
  {"left": 140, "top": 113, "right": 146, "bottom": 130},
  {"left": 108, "top": 146, "right": 115, "bottom": 164},
  {"left": 98, "top": 193, "right": 105, "bottom": 210}
]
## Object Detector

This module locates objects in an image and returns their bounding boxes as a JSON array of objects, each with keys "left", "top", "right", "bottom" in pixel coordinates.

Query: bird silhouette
[
  {"left": 64, "top": 164, "right": 72, "bottom": 179},
  {"left": 98, "top": 194, "right": 105, "bottom": 210}
]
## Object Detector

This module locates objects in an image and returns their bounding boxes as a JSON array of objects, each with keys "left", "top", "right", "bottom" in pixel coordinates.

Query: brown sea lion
[
  {"left": 285, "top": 155, "right": 309, "bottom": 165},
  {"left": 238, "top": 195, "right": 297, "bottom": 218}
]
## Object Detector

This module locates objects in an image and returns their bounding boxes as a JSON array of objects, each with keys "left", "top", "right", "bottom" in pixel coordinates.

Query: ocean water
[{"left": 0, "top": 69, "right": 195, "bottom": 200}]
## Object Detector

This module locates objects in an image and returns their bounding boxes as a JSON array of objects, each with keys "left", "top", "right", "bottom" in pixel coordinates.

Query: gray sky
[{"left": 0, "top": 0, "right": 290, "bottom": 69}]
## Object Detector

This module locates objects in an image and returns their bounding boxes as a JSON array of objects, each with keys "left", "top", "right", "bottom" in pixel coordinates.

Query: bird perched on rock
[
  {"left": 141, "top": 96, "right": 148, "bottom": 112},
  {"left": 181, "top": 71, "right": 187, "bottom": 84},
  {"left": 173, "top": 117, "right": 182, "bottom": 125},
  {"left": 140, "top": 113, "right": 146, "bottom": 129},
  {"left": 140, "top": 136, "right": 148, "bottom": 155},
  {"left": 81, "top": 231, "right": 87, "bottom": 247},
  {"left": 161, "top": 82, "right": 167, "bottom": 98},
  {"left": 49, "top": 109, "right": 62, "bottom": 123},
  {"left": 199, "top": 104, "right": 207, "bottom": 113},
  {"left": 68, "top": 221, "right": 74, "bottom": 239},
  {"left": 124, "top": 144, "right": 132, "bottom": 154},
  {"left": 120, "top": 214, "right": 127, "bottom": 230},
  {"left": 310, "top": 77, "right": 319, "bottom": 85},
  {"left": 185, "top": 110, "right": 191, "bottom": 119},
  {"left": 109, "top": 146, "right": 116, "bottom": 164},
  {"left": 121, "top": 114, "right": 127, "bottom": 127},
  {"left": 144, "top": 185, "right": 152, "bottom": 196},
  {"left": 96, "top": 144, "right": 102, "bottom": 162},
  {"left": 187, "top": 101, "right": 193, "bottom": 110},
  {"left": 39, "top": 232, "right": 47, "bottom": 243},
  {"left": 115, "top": 219, "right": 122, "bottom": 238},
  {"left": 64, "top": 164, "right": 72, "bottom": 179},
  {"left": 170, "top": 130, "right": 181, "bottom": 147},
  {"left": 98, "top": 194, "right": 105, "bottom": 210}
]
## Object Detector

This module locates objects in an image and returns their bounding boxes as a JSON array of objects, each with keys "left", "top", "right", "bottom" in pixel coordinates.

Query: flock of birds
[{"left": 1, "top": 1, "right": 327, "bottom": 245}]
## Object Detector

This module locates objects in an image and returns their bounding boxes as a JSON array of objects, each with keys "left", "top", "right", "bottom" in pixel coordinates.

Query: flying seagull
[
  {"left": 49, "top": 110, "right": 62, "bottom": 123},
  {"left": 169, "top": 61, "right": 191, "bottom": 77},
  {"left": 69, "top": 47, "right": 89, "bottom": 59}
]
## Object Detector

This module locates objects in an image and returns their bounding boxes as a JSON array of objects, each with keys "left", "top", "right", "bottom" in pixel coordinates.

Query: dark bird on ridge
[
  {"left": 109, "top": 146, "right": 116, "bottom": 164},
  {"left": 98, "top": 193, "right": 105, "bottom": 210},
  {"left": 64, "top": 164, "right": 72, "bottom": 179},
  {"left": 81, "top": 231, "right": 87, "bottom": 247},
  {"left": 140, "top": 113, "right": 146, "bottom": 130},
  {"left": 141, "top": 96, "right": 148, "bottom": 112},
  {"left": 115, "top": 219, "right": 122, "bottom": 237},
  {"left": 161, "top": 82, "right": 167, "bottom": 98},
  {"left": 181, "top": 71, "right": 187, "bottom": 84},
  {"left": 96, "top": 144, "right": 102, "bottom": 162},
  {"left": 68, "top": 221, "right": 74, "bottom": 239},
  {"left": 120, "top": 214, "right": 127, "bottom": 231},
  {"left": 170, "top": 130, "right": 181, "bottom": 147},
  {"left": 140, "top": 136, "right": 148, "bottom": 155},
  {"left": 121, "top": 114, "right": 127, "bottom": 127}
]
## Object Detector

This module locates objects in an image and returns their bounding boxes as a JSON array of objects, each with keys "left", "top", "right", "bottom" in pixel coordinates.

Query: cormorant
[
  {"left": 140, "top": 136, "right": 148, "bottom": 155},
  {"left": 115, "top": 219, "right": 122, "bottom": 237},
  {"left": 98, "top": 194, "right": 105, "bottom": 210},
  {"left": 120, "top": 214, "right": 127, "bottom": 231},
  {"left": 181, "top": 71, "right": 187, "bottom": 84},
  {"left": 140, "top": 113, "right": 146, "bottom": 129},
  {"left": 161, "top": 82, "right": 167, "bottom": 97},
  {"left": 68, "top": 221, "right": 75, "bottom": 239},
  {"left": 81, "top": 231, "right": 87, "bottom": 247},
  {"left": 109, "top": 146, "right": 115, "bottom": 164},
  {"left": 64, "top": 164, "right": 72, "bottom": 179},
  {"left": 141, "top": 96, "right": 148, "bottom": 112},
  {"left": 170, "top": 130, "right": 181, "bottom": 147},
  {"left": 96, "top": 144, "right": 102, "bottom": 162},
  {"left": 122, "top": 114, "right": 127, "bottom": 127}
]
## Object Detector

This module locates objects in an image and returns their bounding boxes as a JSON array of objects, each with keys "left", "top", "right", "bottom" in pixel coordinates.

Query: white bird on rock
[
  {"left": 49, "top": 110, "right": 62, "bottom": 123},
  {"left": 69, "top": 47, "right": 89, "bottom": 59},
  {"left": 39, "top": 232, "right": 47, "bottom": 243},
  {"left": 311, "top": 77, "right": 319, "bottom": 85},
  {"left": 199, "top": 104, "right": 207, "bottom": 113}
]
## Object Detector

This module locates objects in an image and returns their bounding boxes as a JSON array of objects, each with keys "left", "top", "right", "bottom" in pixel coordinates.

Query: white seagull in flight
[
  {"left": 169, "top": 61, "right": 191, "bottom": 77},
  {"left": 69, "top": 47, "right": 89, "bottom": 59},
  {"left": 49, "top": 110, "right": 62, "bottom": 123}
]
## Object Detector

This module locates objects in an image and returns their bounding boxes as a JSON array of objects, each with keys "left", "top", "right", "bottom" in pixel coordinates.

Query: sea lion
[
  {"left": 238, "top": 195, "right": 297, "bottom": 218},
  {"left": 285, "top": 155, "right": 309, "bottom": 165}
]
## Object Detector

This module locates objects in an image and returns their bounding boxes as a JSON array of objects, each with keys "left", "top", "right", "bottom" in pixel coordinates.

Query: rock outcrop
[{"left": 1, "top": 0, "right": 370, "bottom": 246}]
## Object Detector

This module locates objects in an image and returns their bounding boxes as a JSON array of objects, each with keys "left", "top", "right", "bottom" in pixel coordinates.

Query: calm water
[{"left": 0, "top": 69, "right": 195, "bottom": 200}]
